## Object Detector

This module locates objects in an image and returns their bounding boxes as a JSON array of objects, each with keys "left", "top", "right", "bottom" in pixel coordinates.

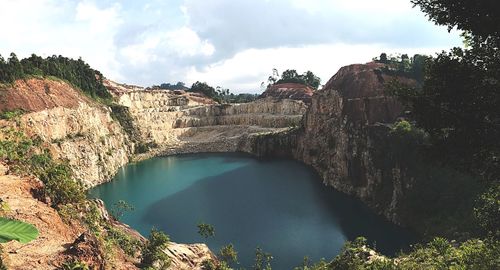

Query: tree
[
  {"left": 141, "top": 228, "right": 171, "bottom": 270},
  {"left": 190, "top": 81, "right": 217, "bottom": 98},
  {"left": 110, "top": 200, "right": 134, "bottom": 221},
  {"left": 411, "top": 0, "right": 500, "bottom": 41},
  {"left": 197, "top": 222, "right": 215, "bottom": 239},
  {"left": 388, "top": 0, "right": 500, "bottom": 240},
  {"left": 7, "top": 53, "right": 23, "bottom": 81},
  {"left": 379, "top": 53, "right": 388, "bottom": 63},
  {"left": 218, "top": 244, "right": 238, "bottom": 265},
  {"left": 253, "top": 247, "right": 273, "bottom": 270},
  {"left": 281, "top": 69, "right": 299, "bottom": 81},
  {"left": 303, "top": 71, "right": 321, "bottom": 89},
  {"left": 268, "top": 69, "right": 321, "bottom": 89}
]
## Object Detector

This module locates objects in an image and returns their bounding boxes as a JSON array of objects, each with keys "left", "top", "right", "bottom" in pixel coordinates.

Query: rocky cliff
[
  {"left": 260, "top": 83, "right": 314, "bottom": 104},
  {"left": 113, "top": 85, "right": 307, "bottom": 158},
  {"left": 1, "top": 78, "right": 132, "bottom": 187},
  {"left": 294, "top": 62, "right": 414, "bottom": 223}
]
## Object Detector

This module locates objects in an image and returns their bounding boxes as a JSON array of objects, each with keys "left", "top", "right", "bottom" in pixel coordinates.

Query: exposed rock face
[
  {"left": 294, "top": 62, "right": 413, "bottom": 223},
  {"left": 0, "top": 163, "right": 137, "bottom": 270},
  {"left": 19, "top": 102, "right": 132, "bottom": 187},
  {"left": 0, "top": 78, "right": 92, "bottom": 112},
  {"left": 0, "top": 78, "right": 132, "bottom": 187},
  {"left": 260, "top": 83, "right": 314, "bottom": 103},
  {"left": 116, "top": 89, "right": 307, "bottom": 157},
  {"left": 165, "top": 243, "right": 215, "bottom": 270}
]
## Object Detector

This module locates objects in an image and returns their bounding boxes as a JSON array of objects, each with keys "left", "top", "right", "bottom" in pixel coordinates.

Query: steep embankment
[
  {"left": 0, "top": 163, "right": 138, "bottom": 269},
  {"left": 112, "top": 83, "right": 306, "bottom": 158},
  {"left": 1, "top": 78, "right": 132, "bottom": 187},
  {"left": 295, "top": 62, "right": 415, "bottom": 224}
]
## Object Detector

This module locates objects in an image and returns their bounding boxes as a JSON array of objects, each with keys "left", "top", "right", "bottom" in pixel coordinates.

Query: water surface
[{"left": 89, "top": 153, "right": 416, "bottom": 269}]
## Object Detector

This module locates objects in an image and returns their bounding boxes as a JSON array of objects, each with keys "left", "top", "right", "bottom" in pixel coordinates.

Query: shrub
[
  {"left": 197, "top": 223, "right": 215, "bottom": 239},
  {"left": 474, "top": 184, "right": 500, "bottom": 237},
  {"left": 0, "top": 109, "right": 25, "bottom": 120},
  {"left": 106, "top": 226, "right": 141, "bottom": 257},
  {"left": 253, "top": 247, "right": 273, "bottom": 270},
  {"left": 218, "top": 244, "right": 238, "bottom": 265},
  {"left": 59, "top": 260, "right": 89, "bottom": 270},
  {"left": 40, "top": 162, "right": 85, "bottom": 207},
  {"left": 0, "top": 127, "right": 85, "bottom": 208},
  {"left": 141, "top": 228, "right": 171, "bottom": 270}
]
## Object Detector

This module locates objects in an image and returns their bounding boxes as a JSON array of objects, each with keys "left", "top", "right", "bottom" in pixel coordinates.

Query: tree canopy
[
  {"left": 267, "top": 69, "right": 321, "bottom": 89},
  {"left": 374, "top": 53, "right": 432, "bottom": 84},
  {"left": 0, "top": 53, "right": 111, "bottom": 99},
  {"left": 388, "top": 0, "right": 500, "bottom": 239}
]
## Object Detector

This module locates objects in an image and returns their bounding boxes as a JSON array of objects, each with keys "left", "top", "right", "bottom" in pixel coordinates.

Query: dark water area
[{"left": 89, "top": 153, "right": 417, "bottom": 269}]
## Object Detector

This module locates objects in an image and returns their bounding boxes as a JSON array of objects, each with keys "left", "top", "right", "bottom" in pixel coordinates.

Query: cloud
[
  {"left": 0, "top": 0, "right": 124, "bottom": 80},
  {"left": 186, "top": 43, "right": 453, "bottom": 93},
  {"left": 0, "top": 0, "right": 462, "bottom": 92},
  {"left": 183, "top": 0, "right": 460, "bottom": 61}
]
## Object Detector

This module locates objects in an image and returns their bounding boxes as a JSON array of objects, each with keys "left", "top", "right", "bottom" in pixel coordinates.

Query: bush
[
  {"left": 474, "top": 183, "right": 500, "bottom": 238},
  {"left": 106, "top": 226, "right": 141, "bottom": 257},
  {"left": 0, "top": 109, "right": 25, "bottom": 120},
  {"left": 141, "top": 228, "right": 171, "bottom": 270},
  {"left": 59, "top": 260, "right": 89, "bottom": 270},
  {"left": 218, "top": 244, "right": 238, "bottom": 265},
  {"left": 40, "top": 162, "right": 85, "bottom": 207},
  {"left": 197, "top": 223, "right": 215, "bottom": 239},
  {"left": 0, "top": 127, "right": 85, "bottom": 208}
]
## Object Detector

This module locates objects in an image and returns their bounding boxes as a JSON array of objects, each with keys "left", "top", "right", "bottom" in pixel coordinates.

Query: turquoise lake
[{"left": 89, "top": 153, "right": 417, "bottom": 269}]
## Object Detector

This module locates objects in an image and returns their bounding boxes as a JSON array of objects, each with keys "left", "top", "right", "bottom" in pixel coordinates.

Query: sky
[{"left": 0, "top": 0, "right": 463, "bottom": 93}]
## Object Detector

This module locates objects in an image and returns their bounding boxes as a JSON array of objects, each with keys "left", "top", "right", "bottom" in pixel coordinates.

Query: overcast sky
[{"left": 0, "top": 0, "right": 462, "bottom": 93}]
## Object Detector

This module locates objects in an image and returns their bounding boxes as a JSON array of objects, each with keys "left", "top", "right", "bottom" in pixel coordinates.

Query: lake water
[{"left": 89, "top": 153, "right": 416, "bottom": 269}]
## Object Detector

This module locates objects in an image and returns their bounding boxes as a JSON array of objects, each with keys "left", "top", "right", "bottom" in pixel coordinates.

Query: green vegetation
[
  {"left": 267, "top": 69, "right": 321, "bottom": 89},
  {"left": 292, "top": 237, "right": 500, "bottom": 270},
  {"left": 0, "top": 217, "right": 38, "bottom": 269},
  {"left": 218, "top": 244, "right": 238, "bottom": 265},
  {"left": 188, "top": 81, "right": 258, "bottom": 103},
  {"left": 253, "top": 247, "right": 273, "bottom": 270},
  {"left": 109, "top": 104, "right": 139, "bottom": 141},
  {"left": 106, "top": 226, "right": 142, "bottom": 257},
  {"left": 110, "top": 200, "right": 134, "bottom": 221},
  {"left": 0, "top": 127, "right": 85, "bottom": 208},
  {"left": 373, "top": 53, "right": 431, "bottom": 84},
  {"left": 384, "top": 0, "right": 500, "bottom": 241},
  {"left": 197, "top": 222, "right": 216, "bottom": 239},
  {"left": 0, "top": 217, "right": 39, "bottom": 244},
  {"left": 0, "top": 110, "right": 25, "bottom": 120},
  {"left": 156, "top": 81, "right": 189, "bottom": 91},
  {"left": 0, "top": 53, "right": 111, "bottom": 99},
  {"left": 141, "top": 228, "right": 171, "bottom": 270},
  {"left": 59, "top": 260, "right": 90, "bottom": 270}
]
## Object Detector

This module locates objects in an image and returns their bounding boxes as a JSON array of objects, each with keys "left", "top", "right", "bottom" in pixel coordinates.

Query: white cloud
[
  {"left": 0, "top": 0, "right": 124, "bottom": 80},
  {"left": 0, "top": 0, "right": 462, "bottom": 90},
  {"left": 186, "top": 43, "right": 453, "bottom": 93}
]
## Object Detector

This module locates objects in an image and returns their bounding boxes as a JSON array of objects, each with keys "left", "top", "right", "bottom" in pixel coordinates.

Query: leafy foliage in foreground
[
  {"left": 0, "top": 53, "right": 111, "bottom": 99},
  {"left": 385, "top": 0, "right": 500, "bottom": 240},
  {"left": 0, "top": 217, "right": 39, "bottom": 244},
  {"left": 293, "top": 237, "right": 500, "bottom": 270}
]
